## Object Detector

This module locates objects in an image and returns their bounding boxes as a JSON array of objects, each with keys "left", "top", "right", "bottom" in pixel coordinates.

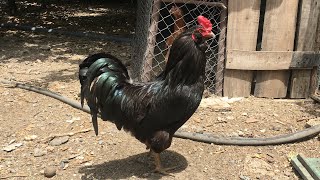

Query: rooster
[{"left": 79, "top": 16, "right": 214, "bottom": 175}]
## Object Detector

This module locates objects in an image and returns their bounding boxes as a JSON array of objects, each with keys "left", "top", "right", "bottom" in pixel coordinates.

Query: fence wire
[{"left": 132, "top": 0, "right": 227, "bottom": 95}]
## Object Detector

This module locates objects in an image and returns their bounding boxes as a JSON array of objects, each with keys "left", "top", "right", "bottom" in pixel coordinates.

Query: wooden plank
[
  {"left": 291, "top": 157, "right": 315, "bottom": 180},
  {"left": 225, "top": 50, "right": 320, "bottom": 70},
  {"left": 254, "top": 0, "right": 299, "bottom": 98},
  {"left": 224, "top": 70, "right": 253, "bottom": 97},
  {"left": 295, "top": 0, "right": 320, "bottom": 51},
  {"left": 310, "top": 66, "right": 319, "bottom": 96},
  {"left": 223, "top": 0, "right": 260, "bottom": 97},
  {"left": 215, "top": 0, "right": 227, "bottom": 96},
  {"left": 290, "top": 0, "right": 320, "bottom": 98},
  {"left": 255, "top": 71, "right": 290, "bottom": 97},
  {"left": 317, "top": 14, "right": 320, "bottom": 51},
  {"left": 290, "top": 70, "right": 312, "bottom": 98},
  {"left": 291, "top": 52, "right": 320, "bottom": 68},
  {"left": 297, "top": 154, "right": 320, "bottom": 180}
]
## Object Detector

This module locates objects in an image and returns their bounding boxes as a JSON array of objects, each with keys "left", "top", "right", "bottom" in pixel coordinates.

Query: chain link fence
[{"left": 131, "top": 0, "right": 227, "bottom": 95}]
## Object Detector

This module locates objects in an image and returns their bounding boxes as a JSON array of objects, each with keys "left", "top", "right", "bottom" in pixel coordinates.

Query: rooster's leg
[{"left": 151, "top": 151, "right": 176, "bottom": 176}]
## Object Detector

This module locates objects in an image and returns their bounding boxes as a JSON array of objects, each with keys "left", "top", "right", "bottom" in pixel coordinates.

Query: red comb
[
  {"left": 192, "top": 16, "right": 213, "bottom": 41},
  {"left": 197, "top": 15, "right": 212, "bottom": 31}
]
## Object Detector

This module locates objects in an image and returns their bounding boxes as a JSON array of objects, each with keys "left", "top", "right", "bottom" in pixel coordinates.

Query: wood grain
[
  {"left": 254, "top": 0, "right": 299, "bottom": 98},
  {"left": 225, "top": 50, "right": 320, "bottom": 70},
  {"left": 290, "top": 0, "right": 320, "bottom": 98},
  {"left": 223, "top": 0, "right": 260, "bottom": 97}
]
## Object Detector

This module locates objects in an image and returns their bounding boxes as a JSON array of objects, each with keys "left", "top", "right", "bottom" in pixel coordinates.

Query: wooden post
[
  {"left": 310, "top": 66, "right": 319, "bottom": 96},
  {"left": 254, "top": 0, "right": 299, "bottom": 98},
  {"left": 131, "top": 0, "right": 152, "bottom": 80},
  {"left": 290, "top": 0, "right": 320, "bottom": 98},
  {"left": 223, "top": 0, "right": 260, "bottom": 97},
  {"left": 215, "top": 0, "right": 227, "bottom": 96},
  {"left": 142, "top": 0, "right": 161, "bottom": 82}
]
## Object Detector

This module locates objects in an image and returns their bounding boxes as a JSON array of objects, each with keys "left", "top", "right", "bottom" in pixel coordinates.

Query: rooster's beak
[{"left": 205, "top": 31, "right": 215, "bottom": 39}]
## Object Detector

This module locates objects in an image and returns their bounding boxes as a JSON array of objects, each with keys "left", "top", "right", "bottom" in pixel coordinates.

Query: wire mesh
[{"left": 132, "top": 0, "right": 227, "bottom": 95}]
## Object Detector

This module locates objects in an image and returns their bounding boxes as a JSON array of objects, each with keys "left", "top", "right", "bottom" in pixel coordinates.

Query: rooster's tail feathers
[{"left": 79, "top": 56, "right": 129, "bottom": 135}]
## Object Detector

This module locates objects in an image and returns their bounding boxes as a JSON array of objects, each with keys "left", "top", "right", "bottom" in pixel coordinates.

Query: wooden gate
[{"left": 223, "top": 0, "right": 320, "bottom": 98}]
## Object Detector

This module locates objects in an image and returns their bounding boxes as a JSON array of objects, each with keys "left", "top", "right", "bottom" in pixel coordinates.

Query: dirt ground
[{"left": 0, "top": 1, "right": 320, "bottom": 180}]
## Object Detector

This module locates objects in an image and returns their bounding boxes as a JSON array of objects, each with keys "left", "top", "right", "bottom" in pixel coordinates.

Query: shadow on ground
[{"left": 78, "top": 150, "right": 188, "bottom": 179}]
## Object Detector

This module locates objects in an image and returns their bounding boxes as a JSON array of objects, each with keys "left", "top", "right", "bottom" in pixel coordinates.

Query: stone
[
  {"left": 44, "top": 166, "right": 56, "bottom": 178},
  {"left": 49, "top": 136, "right": 69, "bottom": 146}
]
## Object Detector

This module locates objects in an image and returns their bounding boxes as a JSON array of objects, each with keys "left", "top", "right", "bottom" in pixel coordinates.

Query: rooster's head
[{"left": 192, "top": 16, "right": 215, "bottom": 40}]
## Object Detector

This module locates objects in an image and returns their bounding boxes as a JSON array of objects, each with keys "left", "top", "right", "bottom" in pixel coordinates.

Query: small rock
[
  {"left": 8, "top": 139, "right": 15, "bottom": 144},
  {"left": 273, "top": 113, "right": 279, "bottom": 117},
  {"left": 34, "top": 148, "right": 47, "bottom": 157},
  {"left": 44, "top": 166, "right": 56, "bottom": 178},
  {"left": 98, "top": 140, "right": 104, "bottom": 145},
  {"left": 8, "top": 168, "right": 16, "bottom": 173},
  {"left": 49, "top": 136, "right": 69, "bottom": 146},
  {"left": 120, "top": 52, "right": 127, "bottom": 57},
  {"left": 305, "top": 118, "right": 320, "bottom": 127},
  {"left": 245, "top": 118, "right": 259, "bottom": 123},
  {"left": 60, "top": 161, "right": 68, "bottom": 170},
  {"left": 60, "top": 161, "right": 65, "bottom": 169},
  {"left": 237, "top": 130, "right": 245, "bottom": 136},
  {"left": 3, "top": 142, "right": 23, "bottom": 152},
  {"left": 76, "top": 156, "right": 85, "bottom": 160},
  {"left": 260, "top": 129, "right": 266, "bottom": 133},
  {"left": 63, "top": 163, "right": 69, "bottom": 170},
  {"left": 25, "top": 135, "right": 38, "bottom": 141},
  {"left": 240, "top": 175, "right": 251, "bottom": 180},
  {"left": 242, "top": 112, "right": 248, "bottom": 116}
]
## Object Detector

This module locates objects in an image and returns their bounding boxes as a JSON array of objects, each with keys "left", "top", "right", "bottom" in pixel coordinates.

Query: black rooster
[{"left": 79, "top": 16, "right": 215, "bottom": 174}]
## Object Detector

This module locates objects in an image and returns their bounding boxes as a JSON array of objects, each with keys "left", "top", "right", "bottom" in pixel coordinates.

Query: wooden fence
[{"left": 224, "top": 0, "right": 320, "bottom": 99}]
